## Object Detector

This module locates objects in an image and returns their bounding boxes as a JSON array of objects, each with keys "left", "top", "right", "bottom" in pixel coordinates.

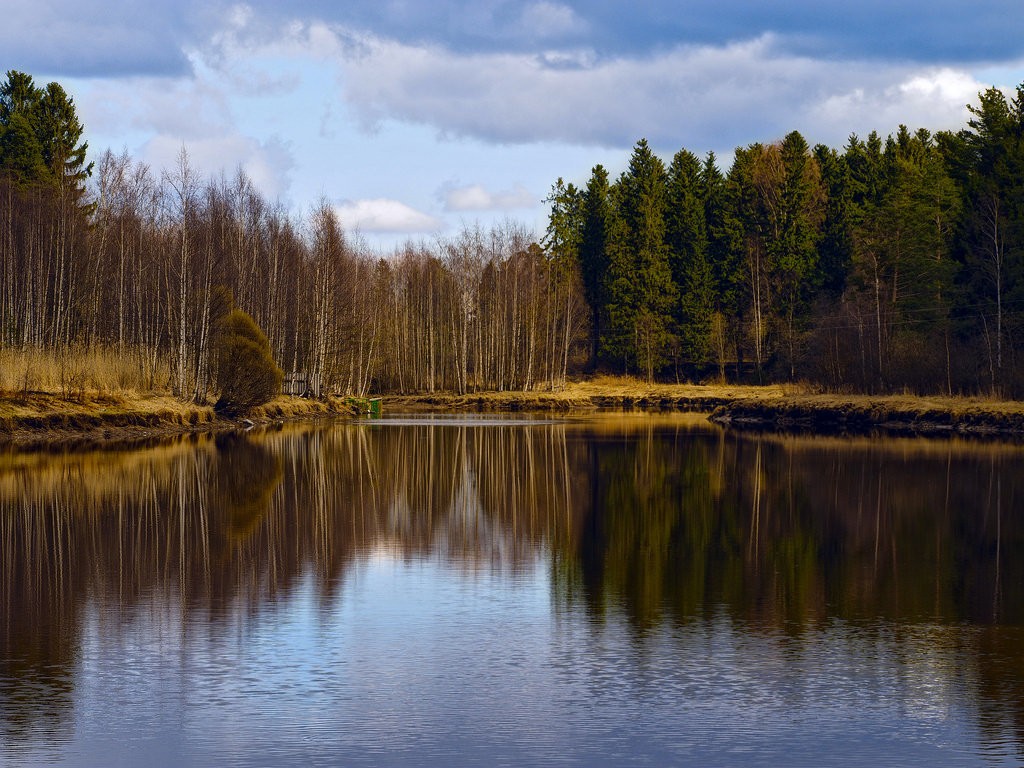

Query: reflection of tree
[
  {"left": 2, "top": 420, "right": 1024, "bottom": 752},
  {"left": 562, "top": 430, "right": 1024, "bottom": 634},
  {"left": 557, "top": 426, "right": 1024, "bottom": 760},
  {"left": 975, "top": 627, "right": 1024, "bottom": 758},
  {"left": 211, "top": 433, "right": 283, "bottom": 542}
]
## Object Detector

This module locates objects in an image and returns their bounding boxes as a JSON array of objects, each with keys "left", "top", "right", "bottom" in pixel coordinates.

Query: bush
[{"left": 212, "top": 308, "right": 283, "bottom": 416}]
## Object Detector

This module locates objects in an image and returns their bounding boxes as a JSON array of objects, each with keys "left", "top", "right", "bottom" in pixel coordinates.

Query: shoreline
[
  {"left": 4, "top": 380, "right": 1024, "bottom": 448},
  {"left": 0, "top": 393, "right": 358, "bottom": 451},
  {"left": 384, "top": 381, "right": 1024, "bottom": 440}
]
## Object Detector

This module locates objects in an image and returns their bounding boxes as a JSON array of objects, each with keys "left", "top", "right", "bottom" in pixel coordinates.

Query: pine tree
[
  {"left": 813, "top": 143, "right": 853, "bottom": 296},
  {"left": 666, "top": 148, "right": 713, "bottom": 374},
  {"left": 701, "top": 152, "right": 740, "bottom": 378},
  {"left": 942, "top": 86, "right": 1024, "bottom": 394},
  {"left": 603, "top": 139, "right": 677, "bottom": 380},
  {"left": 0, "top": 71, "right": 91, "bottom": 193},
  {"left": 773, "top": 131, "right": 824, "bottom": 378},
  {"left": 580, "top": 164, "right": 612, "bottom": 367}
]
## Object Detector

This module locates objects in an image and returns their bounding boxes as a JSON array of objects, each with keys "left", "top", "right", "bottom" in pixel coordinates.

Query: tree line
[
  {"left": 548, "top": 84, "right": 1024, "bottom": 395},
  {"left": 3, "top": 68, "right": 1024, "bottom": 398},
  {"left": 0, "top": 71, "right": 586, "bottom": 399}
]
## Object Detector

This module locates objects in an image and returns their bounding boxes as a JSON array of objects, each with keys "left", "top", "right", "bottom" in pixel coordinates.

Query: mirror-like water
[{"left": 2, "top": 414, "right": 1023, "bottom": 766}]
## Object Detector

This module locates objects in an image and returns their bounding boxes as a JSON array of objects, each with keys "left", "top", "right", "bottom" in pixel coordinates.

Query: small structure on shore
[{"left": 283, "top": 372, "right": 309, "bottom": 397}]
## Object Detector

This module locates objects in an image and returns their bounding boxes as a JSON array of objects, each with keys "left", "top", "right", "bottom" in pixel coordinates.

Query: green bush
[{"left": 212, "top": 308, "right": 283, "bottom": 416}]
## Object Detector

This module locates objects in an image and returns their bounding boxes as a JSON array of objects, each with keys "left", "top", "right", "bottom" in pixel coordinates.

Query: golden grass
[
  {"left": 2, "top": 347, "right": 1023, "bottom": 442},
  {"left": 0, "top": 345, "right": 170, "bottom": 398},
  {"left": 384, "top": 375, "right": 793, "bottom": 412},
  {"left": 381, "top": 375, "right": 1024, "bottom": 437}
]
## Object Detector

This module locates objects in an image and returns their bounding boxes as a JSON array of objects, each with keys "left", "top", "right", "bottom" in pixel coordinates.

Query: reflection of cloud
[
  {"left": 440, "top": 183, "right": 536, "bottom": 212},
  {"left": 335, "top": 199, "right": 441, "bottom": 233}
]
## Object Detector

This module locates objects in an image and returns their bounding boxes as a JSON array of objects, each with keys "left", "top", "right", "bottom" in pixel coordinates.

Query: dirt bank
[
  {"left": 384, "top": 379, "right": 1024, "bottom": 438},
  {"left": 0, "top": 392, "right": 357, "bottom": 450},
  {"left": 708, "top": 394, "right": 1024, "bottom": 438}
]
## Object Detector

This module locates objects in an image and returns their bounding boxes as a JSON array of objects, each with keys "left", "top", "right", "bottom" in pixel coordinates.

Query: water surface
[{"left": 2, "top": 414, "right": 1022, "bottom": 766}]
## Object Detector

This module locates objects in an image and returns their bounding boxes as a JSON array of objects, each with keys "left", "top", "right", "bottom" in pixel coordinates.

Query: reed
[{"left": 0, "top": 345, "right": 170, "bottom": 398}]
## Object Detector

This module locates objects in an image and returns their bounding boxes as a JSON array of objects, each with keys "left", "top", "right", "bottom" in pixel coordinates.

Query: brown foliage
[{"left": 212, "top": 308, "right": 283, "bottom": 416}]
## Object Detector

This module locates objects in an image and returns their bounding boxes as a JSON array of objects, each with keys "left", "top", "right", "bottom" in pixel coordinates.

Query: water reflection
[{"left": 1, "top": 416, "right": 1023, "bottom": 765}]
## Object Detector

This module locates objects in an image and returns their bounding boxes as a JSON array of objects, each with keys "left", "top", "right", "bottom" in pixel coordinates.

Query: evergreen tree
[
  {"left": 0, "top": 111, "right": 47, "bottom": 185},
  {"left": 723, "top": 144, "right": 771, "bottom": 378},
  {"left": 666, "top": 148, "right": 714, "bottom": 373},
  {"left": 0, "top": 71, "right": 91, "bottom": 192},
  {"left": 942, "top": 86, "right": 1024, "bottom": 394},
  {"left": 544, "top": 177, "right": 583, "bottom": 262},
  {"left": 37, "top": 81, "right": 92, "bottom": 200},
  {"left": 774, "top": 131, "right": 824, "bottom": 378},
  {"left": 813, "top": 143, "right": 853, "bottom": 295},
  {"left": 701, "top": 152, "right": 740, "bottom": 377},
  {"left": 665, "top": 149, "right": 707, "bottom": 292},
  {"left": 603, "top": 139, "right": 677, "bottom": 380},
  {"left": 580, "top": 164, "right": 612, "bottom": 367}
]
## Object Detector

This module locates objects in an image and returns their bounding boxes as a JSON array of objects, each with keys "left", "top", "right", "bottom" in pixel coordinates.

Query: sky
[{"left": 6, "top": 1, "right": 1024, "bottom": 251}]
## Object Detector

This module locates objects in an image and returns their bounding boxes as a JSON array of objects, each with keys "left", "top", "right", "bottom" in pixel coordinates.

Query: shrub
[{"left": 212, "top": 308, "right": 283, "bottom": 416}]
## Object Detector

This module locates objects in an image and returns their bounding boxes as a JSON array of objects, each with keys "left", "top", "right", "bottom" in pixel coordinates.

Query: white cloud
[
  {"left": 813, "top": 68, "right": 983, "bottom": 141},
  {"left": 441, "top": 183, "right": 536, "bottom": 211},
  {"left": 326, "top": 29, "right": 987, "bottom": 150},
  {"left": 140, "top": 133, "right": 294, "bottom": 199},
  {"left": 335, "top": 199, "right": 442, "bottom": 233},
  {"left": 516, "top": 2, "right": 586, "bottom": 39},
  {"left": 187, "top": 14, "right": 997, "bottom": 154},
  {"left": 74, "top": 70, "right": 233, "bottom": 142}
]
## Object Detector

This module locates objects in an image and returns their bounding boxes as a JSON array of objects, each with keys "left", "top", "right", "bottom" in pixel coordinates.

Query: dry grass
[
  {"left": 384, "top": 375, "right": 793, "bottom": 412},
  {"left": 0, "top": 347, "right": 358, "bottom": 445},
  {"left": 0, "top": 345, "right": 170, "bottom": 399},
  {"left": 382, "top": 376, "right": 1024, "bottom": 437},
  {"left": 561, "top": 375, "right": 791, "bottom": 400}
]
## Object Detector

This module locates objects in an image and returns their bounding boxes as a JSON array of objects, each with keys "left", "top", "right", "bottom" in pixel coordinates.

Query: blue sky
[{"left": 6, "top": 1, "right": 1024, "bottom": 250}]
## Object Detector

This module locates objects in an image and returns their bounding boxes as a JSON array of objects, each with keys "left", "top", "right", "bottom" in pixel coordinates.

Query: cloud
[
  {"left": 0, "top": 0, "right": 205, "bottom": 77},
  {"left": 75, "top": 72, "right": 233, "bottom": 142},
  {"left": 514, "top": 3, "right": 587, "bottom": 40},
  {"left": 140, "top": 133, "right": 294, "bottom": 199},
  {"left": 12, "top": 1, "right": 1024, "bottom": 80},
  {"left": 335, "top": 30, "right": 986, "bottom": 151},
  {"left": 335, "top": 199, "right": 442, "bottom": 233},
  {"left": 441, "top": 183, "right": 537, "bottom": 212},
  {"left": 813, "top": 68, "right": 984, "bottom": 141}
]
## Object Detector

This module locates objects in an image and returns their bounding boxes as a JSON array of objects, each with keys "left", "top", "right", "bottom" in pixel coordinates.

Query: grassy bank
[
  {"left": 384, "top": 376, "right": 791, "bottom": 412},
  {"left": 709, "top": 392, "right": 1024, "bottom": 438},
  {"left": 0, "top": 391, "right": 356, "bottom": 449},
  {"left": 4, "top": 364, "right": 1024, "bottom": 447},
  {"left": 386, "top": 376, "right": 1024, "bottom": 438}
]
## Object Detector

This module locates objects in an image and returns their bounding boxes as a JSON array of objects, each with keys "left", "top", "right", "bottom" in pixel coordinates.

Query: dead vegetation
[
  {"left": 3, "top": 352, "right": 1024, "bottom": 445},
  {"left": 384, "top": 376, "right": 1024, "bottom": 438}
]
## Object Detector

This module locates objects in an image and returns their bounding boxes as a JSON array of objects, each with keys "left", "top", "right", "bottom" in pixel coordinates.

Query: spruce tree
[
  {"left": 0, "top": 71, "right": 91, "bottom": 193},
  {"left": 580, "top": 165, "right": 612, "bottom": 367},
  {"left": 666, "top": 148, "right": 714, "bottom": 374},
  {"left": 603, "top": 139, "right": 677, "bottom": 380}
]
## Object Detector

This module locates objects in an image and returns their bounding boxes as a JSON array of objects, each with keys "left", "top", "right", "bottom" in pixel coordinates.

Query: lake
[{"left": 1, "top": 413, "right": 1022, "bottom": 767}]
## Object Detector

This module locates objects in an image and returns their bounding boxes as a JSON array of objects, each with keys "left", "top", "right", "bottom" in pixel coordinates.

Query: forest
[{"left": 2, "top": 68, "right": 1024, "bottom": 398}]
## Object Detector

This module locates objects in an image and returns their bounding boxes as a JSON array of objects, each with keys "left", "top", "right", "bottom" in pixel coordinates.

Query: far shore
[
  {"left": 4, "top": 378, "right": 1024, "bottom": 448},
  {"left": 385, "top": 378, "right": 1024, "bottom": 439}
]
